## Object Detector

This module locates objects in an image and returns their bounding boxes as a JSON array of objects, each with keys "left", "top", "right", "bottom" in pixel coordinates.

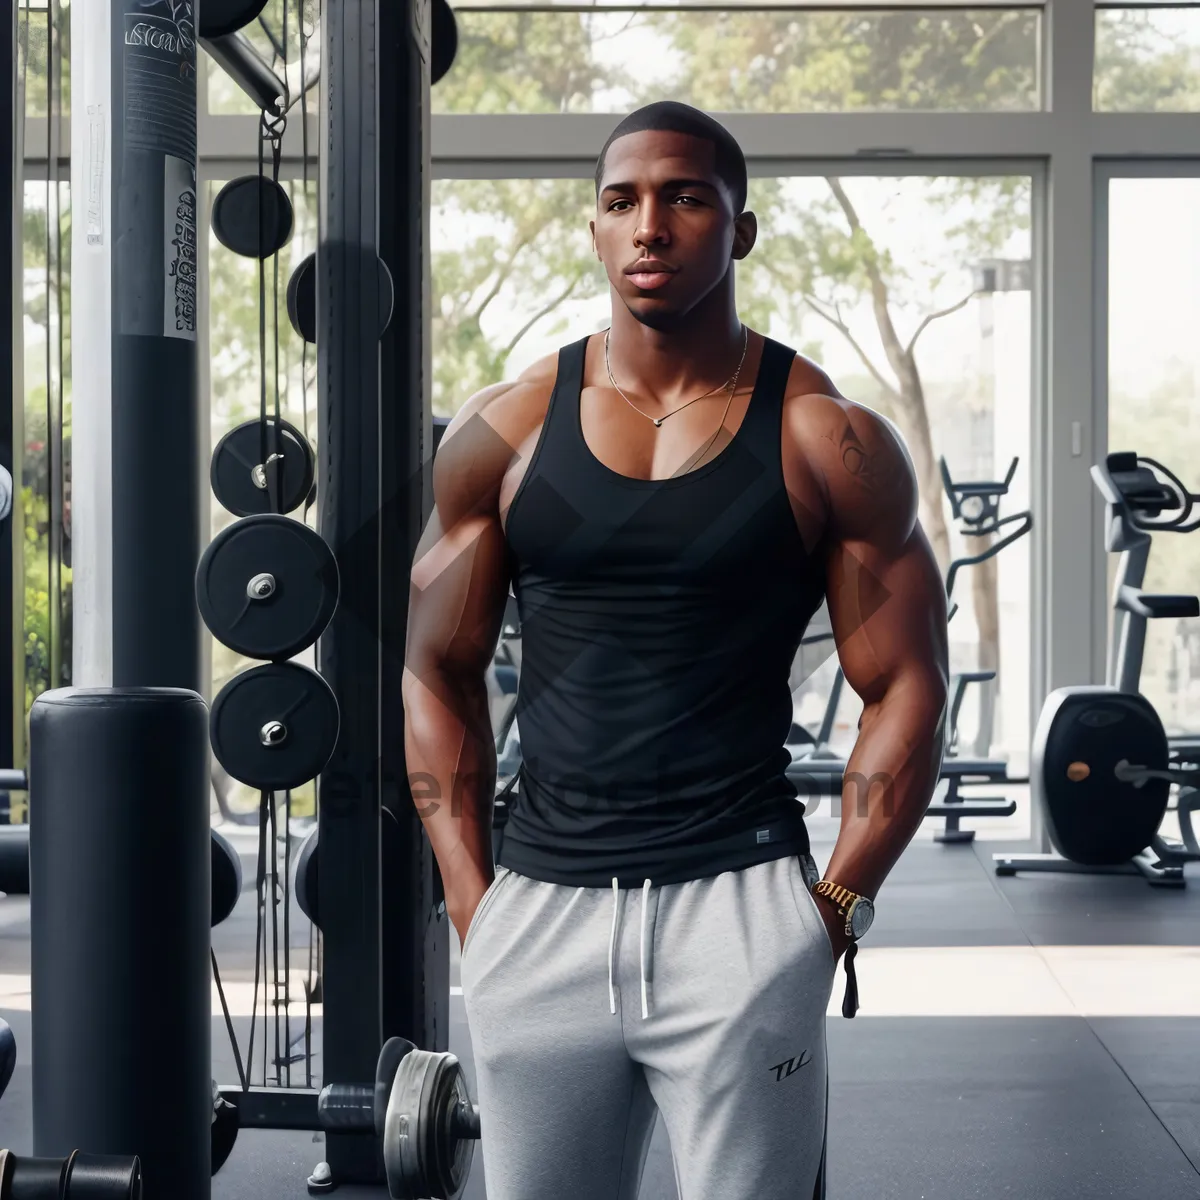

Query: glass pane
[
  {"left": 206, "top": 178, "right": 319, "bottom": 820},
  {"left": 1107, "top": 178, "right": 1200, "bottom": 737},
  {"left": 18, "top": 178, "right": 72, "bottom": 813},
  {"left": 432, "top": 174, "right": 1034, "bottom": 788},
  {"left": 18, "top": 0, "right": 72, "bottom": 121},
  {"left": 433, "top": 8, "right": 1041, "bottom": 114},
  {"left": 205, "top": 0, "right": 320, "bottom": 116},
  {"left": 1095, "top": 8, "right": 1200, "bottom": 112}
]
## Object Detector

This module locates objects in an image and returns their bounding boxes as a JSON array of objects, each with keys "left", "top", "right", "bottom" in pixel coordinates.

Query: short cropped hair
[{"left": 594, "top": 101, "right": 749, "bottom": 216}]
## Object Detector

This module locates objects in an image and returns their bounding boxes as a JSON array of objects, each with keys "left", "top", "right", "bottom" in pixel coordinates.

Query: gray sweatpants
[{"left": 460, "top": 853, "right": 837, "bottom": 1200}]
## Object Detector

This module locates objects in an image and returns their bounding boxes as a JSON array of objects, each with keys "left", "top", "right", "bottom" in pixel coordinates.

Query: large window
[
  {"left": 17, "top": 0, "right": 70, "bottom": 120},
  {"left": 435, "top": 7, "right": 1042, "bottom": 114},
  {"left": 23, "top": 0, "right": 1200, "bottom": 840},
  {"left": 1095, "top": 7, "right": 1200, "bottom": 112},
  {"left": 19, "top": 179, "right": 71, "bottom": 782},
  {"left": 432, "top": 171, "right": 1034, "bottom": 767},
  {"left": 1105, "top": 176, "right": 1200, "bottom": 736}
]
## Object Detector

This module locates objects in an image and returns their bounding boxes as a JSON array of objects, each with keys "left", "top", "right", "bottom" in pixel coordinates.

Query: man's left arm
[{"left": 803, "top": 400, "right": 950, "bottom": 951}]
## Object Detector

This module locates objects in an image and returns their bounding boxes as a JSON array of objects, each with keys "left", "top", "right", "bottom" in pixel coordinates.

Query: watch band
[
  {"left": 813, "top": 879, "right": 865, "bottom": 940},
  {"left": 812, "top": 879, "right": 860, "bottom": 915}
]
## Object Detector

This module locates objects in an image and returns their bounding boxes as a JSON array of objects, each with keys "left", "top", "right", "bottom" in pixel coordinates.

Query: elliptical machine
[{"left": 994, "top": 452, "right": 1200, "bottom": 887}]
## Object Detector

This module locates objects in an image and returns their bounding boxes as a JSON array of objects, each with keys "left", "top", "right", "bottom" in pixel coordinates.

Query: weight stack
[{"left": 29, "top": 689, "right": 211, "bottom": 1199}]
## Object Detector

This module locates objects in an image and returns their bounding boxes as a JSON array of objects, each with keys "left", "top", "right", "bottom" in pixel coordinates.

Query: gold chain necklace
[{"left": 604, "top": 325, "right": 749, "bottom": 428}]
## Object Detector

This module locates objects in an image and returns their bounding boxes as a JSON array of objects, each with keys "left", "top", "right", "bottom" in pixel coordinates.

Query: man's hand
[
  {"left": 813, "top": 892, "right": 853, "bottom": 965},
  {"left": 448, "top": 881, "right": 492, "bottom": 950}
]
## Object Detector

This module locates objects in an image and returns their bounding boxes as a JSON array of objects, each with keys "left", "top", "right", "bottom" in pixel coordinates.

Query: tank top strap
[
  {"left": 737, "top": 336, "right": 797, "bottom": 468},
  {"left": 535, "top": 334, "right": 591, "bottom": 461}
]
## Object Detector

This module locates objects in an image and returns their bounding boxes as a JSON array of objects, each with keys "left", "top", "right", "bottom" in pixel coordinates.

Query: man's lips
[{"left": 626, "top": 271, "right": 675, "bottom": 290}]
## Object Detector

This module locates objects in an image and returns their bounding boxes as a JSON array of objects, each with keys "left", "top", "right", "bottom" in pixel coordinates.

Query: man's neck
[{"left": 605, "top": 305, "right": 748, "bottom": 403}]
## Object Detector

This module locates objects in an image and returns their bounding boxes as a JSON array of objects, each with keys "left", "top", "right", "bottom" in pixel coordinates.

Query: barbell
[
  {"left": 310, "top": 1037, "right": 479, "bottom": 1199},
  {"left": 220, "top": 1036, "right": 479, "bottom": 1198}
]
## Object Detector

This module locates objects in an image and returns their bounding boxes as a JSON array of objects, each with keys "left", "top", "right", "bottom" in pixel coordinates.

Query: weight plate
[
  {"left": 210, "top": 663, "right": 340, "bottom": 791},
  {"left": 210, "top": 828, "right": 243, "bottom": 928},
  {"left": 212, "top": 175, "right": 294, "bottom": 260},
  {"left": 432, "top": 0, "right": 459, "bottom": 85},
  {"left": 197, "top": 515, "right": 339, "bottom": 661},
  {"left": 199, "top": 0, "right": 271, "bottom": 38},
  {"left": 211, "top": 417, "right": 316, "bottom": 517},
  {"left": 285, "top": 252, "right": 395, "bottom": 344},
  {"left": 0, "top": 1017, "right": 13, "bottom": 1103},
  {"left": 293, "top": 826, "right": 319, "bottom": 930},
  {"left": 383, "top": 1049, "right": 475, "bottom": 1200},
  {"left": 375, "top": 1037, "right": 416, "bottom": 1140},
  {"left": 286, "top": 253, "right": 316, "bottom": 344}
]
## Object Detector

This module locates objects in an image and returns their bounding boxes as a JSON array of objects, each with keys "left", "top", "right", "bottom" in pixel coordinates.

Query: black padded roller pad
[{"left": 29, "top": 689, "right": 211, "bottom": 1200}]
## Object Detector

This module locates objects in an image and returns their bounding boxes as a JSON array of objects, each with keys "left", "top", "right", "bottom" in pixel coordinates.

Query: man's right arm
[{"left": 402, "top": 382, "right": 524, "bottom": 945}]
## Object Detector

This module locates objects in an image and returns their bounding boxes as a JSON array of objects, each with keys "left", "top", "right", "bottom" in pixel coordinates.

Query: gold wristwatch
[{"left": 812, "top": 880, "right": 875, "bottom": 941}]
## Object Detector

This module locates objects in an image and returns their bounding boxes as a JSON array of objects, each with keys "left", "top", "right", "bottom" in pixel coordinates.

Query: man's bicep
[
  {"left": 408, "top": 510, "right": 510, "bottom": 678},
  {"left": 826, "top": 529, "right": 949, "bottom": 706},
  {"left": 406, "top": 406, "right": 514, "bottom": 683}
]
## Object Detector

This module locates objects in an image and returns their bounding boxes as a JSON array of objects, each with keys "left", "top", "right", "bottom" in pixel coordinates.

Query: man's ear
[{"left": 732, "top": 210, "right": 757, "bottom": 261}]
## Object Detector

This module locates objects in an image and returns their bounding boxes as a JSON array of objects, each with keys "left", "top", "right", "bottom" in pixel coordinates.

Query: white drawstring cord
[
  {"left": 608, "top": 877, "right": 620, "bottom": 1015},
  {"left": 640, "top": 878, "right": 652, "bottom": 1019}
]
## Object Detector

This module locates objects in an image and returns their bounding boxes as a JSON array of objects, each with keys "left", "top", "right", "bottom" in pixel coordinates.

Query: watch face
[{"left": 850, "top": 898, "right": 874, "bottom": 939}]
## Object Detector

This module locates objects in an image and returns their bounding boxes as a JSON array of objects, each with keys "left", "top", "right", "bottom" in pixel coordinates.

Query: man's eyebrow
[{"left": 599, "top": 178, "right": 719, "bottom": 197}]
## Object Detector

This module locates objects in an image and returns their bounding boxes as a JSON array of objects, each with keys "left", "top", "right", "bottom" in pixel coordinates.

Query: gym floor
[{"left": 1, "top": 799, "right": 1198, "bottom": 1199}]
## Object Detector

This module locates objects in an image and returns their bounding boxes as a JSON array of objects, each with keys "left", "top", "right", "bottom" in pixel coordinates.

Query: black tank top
[{"left": 498, "top": 334, "right": 826, "bottom": 888}]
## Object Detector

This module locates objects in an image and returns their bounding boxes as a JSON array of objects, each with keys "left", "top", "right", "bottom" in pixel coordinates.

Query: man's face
[{"left": 590, "top": 130, "right": 756, "bottom": 331}]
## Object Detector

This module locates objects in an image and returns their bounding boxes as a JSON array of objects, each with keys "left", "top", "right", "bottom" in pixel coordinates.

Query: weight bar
[
  {"left": 0, "top": 1149, "right": 142, "bottom": 1199},
  {"left": 321, "top": 1041, "right": 480, "bottom": 1200},
  {"left": 314, "top": 1039, "right": 479, "bottom": 1199},
  {"left": 220, "top": 1037, "right": 480, "bottom": 1198}
]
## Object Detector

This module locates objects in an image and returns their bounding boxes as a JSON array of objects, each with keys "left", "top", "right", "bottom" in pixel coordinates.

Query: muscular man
[{"left": 404, "top": 101, "right": 948, "bottom": 1200}]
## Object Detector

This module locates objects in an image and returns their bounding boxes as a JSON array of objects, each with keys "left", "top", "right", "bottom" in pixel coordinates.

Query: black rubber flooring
[{"left": 0, "top": 808, "right": 1198, "bottom": 1199}]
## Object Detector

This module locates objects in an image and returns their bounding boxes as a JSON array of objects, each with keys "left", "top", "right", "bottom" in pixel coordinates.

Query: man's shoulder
[
  {"left": 775, "top": 349, "right": 913, "bottom": 534},
  {"left": 779, "top": 352, "right": 899, "bottom": 458},
  {"left": 448, "top": 350, "right": 560, "bottom": 437},
  {"left": 779, "top": 351, "right": 852, "bottom": 468}
]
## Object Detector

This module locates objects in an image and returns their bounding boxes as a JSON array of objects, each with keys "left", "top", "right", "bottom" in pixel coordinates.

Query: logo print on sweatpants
[{"left": 769, "top": 1049, "right": 813, "bottom": 1081}]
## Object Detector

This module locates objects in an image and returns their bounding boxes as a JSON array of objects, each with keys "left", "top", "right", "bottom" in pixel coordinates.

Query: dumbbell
[
  {"left": 308, "top": 1037, "right": 480, "bottom": 1199},
  {"left": 0, "top": 1150, "right": 142, "bottom": 1199}
]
